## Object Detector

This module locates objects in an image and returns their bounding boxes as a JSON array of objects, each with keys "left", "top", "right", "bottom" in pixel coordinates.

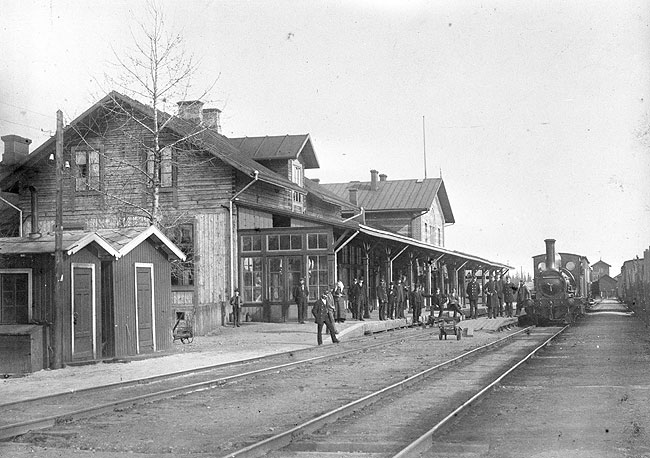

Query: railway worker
[
  {"left": 496, "top": 273, "right": 505, "bottom": 317},
  {"left": 503, "top": 276, "right": 516, "bottom": 317},
  {"left": 484, "top": 273, "right": 498, "bottom": 319},
  {"left": 515, "top": 280, "right": 531, "bottom": 316},
  {"left": 333, "top": 279, "right": 346, "bottom": 323},
  {"left": 311, "top": 292, "right": 340, "bottom": 345},
  {"left": 293, "top": 277, "right": 310, "bottom": 324},
  {"left": 466, "top": 275, "right": 481, "bottom": 319},
  {"left": 229, "top": 288, "right": 243, "bottom": 327},
  {"left": 377, "top": 279, "right": 389, "bottom": 320},
  {"left": 410, "top": 284, "right": 425, "bottom": 325},
  {"left": 396, "top": 278, "right": 406, "bottom": 318}
]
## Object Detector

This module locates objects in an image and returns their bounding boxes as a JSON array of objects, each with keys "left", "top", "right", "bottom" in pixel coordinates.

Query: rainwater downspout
[
  {"left": 333, "top": 230, "right": 359, "bottom": 282},
  {"left": 0, "top": 195, "right": 22, "bottom": 237},
  {"left": 388, "top": 245, "right": 409, "bottom": 282},
  {"left": 343, "top": 207, "right": 364, "bottom": 223},
  {"left": 229, "top": 170, "right": 259, "bottom": 296}
]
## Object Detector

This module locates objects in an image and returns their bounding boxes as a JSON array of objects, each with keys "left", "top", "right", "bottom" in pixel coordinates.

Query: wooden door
[
  {"left": 72, "top": 265, "right": 95, "bottom": 360},
  {"left": 135, "top": 264, "right": 155, "bottom": 353}
]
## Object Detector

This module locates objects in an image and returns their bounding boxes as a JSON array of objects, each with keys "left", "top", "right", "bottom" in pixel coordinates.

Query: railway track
[
  {"left": 0, "top": 325, "right": 438, "bottom": 441},
  {"left": 224, "top": 326, "right": 566, "bottom": 458}
]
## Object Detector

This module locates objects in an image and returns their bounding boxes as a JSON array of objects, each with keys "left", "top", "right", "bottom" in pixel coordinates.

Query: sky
[{"left": 1, "top": 0, "right": 649, "bottom": 276}]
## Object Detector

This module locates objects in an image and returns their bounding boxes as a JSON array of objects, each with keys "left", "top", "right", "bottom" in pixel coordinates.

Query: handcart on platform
[
  {"left": 435, "top": 316, "right": 462, "bottom": 340},
  {"left": 172, "top": 314, "right": 194, "bottom": 344}
]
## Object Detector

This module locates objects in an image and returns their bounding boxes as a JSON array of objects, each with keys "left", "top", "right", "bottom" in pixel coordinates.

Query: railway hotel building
[{"left": 0, "top": 91, "right": 509, "bottom": 369}]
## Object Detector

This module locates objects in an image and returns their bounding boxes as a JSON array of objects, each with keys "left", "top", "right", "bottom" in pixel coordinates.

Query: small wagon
[
  {"left": 172, "top": 315, "right": 194, "bottom": 344},
  {"left": 435, "top": 316, "right": 462, "bottom": 340}
]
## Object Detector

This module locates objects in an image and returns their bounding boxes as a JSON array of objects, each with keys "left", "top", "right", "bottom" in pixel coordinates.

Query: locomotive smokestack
[{"left": 545, "top": 238, "right": 557, "bottom": 271}]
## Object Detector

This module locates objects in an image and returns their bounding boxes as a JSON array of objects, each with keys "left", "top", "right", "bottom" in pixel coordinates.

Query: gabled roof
[
  {"left": 1, "top": 91, "right": 304, "bottom": 195},
  {"left": 303, "top": 177, "right": 359, "bottom": 212},
  {"left": 320, "top": 177, "right": 455, "bottom": 224},
  {"left": 0, "top": 226, "right": 185, "bottom": 260},
  {"left": 592, "top": 260, "right": 611, "bottom": 268},
  {"left": 228, "top": 134, "right": 319, "bottom": 169}
]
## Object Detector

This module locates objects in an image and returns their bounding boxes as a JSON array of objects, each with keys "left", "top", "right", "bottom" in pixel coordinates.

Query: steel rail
[
  {"left": 221, "top": 325, "right": 536, "bottom": 458},
  {"left": 0, "top": 325, "right": 431, "bottom": 440},
  {"left": 393, "top": 325, "right": 569, "bottom": 458}
]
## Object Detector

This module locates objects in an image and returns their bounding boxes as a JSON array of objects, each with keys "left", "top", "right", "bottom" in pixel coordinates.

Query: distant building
[
  {"left": 597, "top": 274, "right": 618, "bottom": 298},
  {"left": 591, "top": 260, "right": 611, "bottom": 280}
]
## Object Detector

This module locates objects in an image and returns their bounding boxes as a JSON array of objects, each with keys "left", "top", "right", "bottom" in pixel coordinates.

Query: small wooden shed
[{"left": 0, "top": 226, "right": 185, "bottom": 373}]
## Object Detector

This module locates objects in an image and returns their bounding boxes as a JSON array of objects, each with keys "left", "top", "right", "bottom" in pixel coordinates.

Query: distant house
[
  {"left": 591, "top": 260, "right": 610, "bottom": 281},
  {"left": 597, "top": 274, "right": 618, "bottom": 299}
]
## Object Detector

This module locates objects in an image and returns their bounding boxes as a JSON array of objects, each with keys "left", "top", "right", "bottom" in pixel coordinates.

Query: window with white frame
[{"left": 291, "top": 160, "right": 304, "bottom": 212}]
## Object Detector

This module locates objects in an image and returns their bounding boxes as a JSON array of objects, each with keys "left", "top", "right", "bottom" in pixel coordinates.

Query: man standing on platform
[
  {"left": 312, "top": 292, "right": 340, "bottom": 345},
  {"left": 396, "top": 278, "right": 405, "bottom": 318},
  {"left": 411, "top": 284, "right": 425, "bottom": 325},
  {"left": 387, "top": 281, "right": 396, "bottom": 319},
  {"left": 503, "top": 275, "right": 516, "bottom": 317},
  {"left": 484, "top": 273, "right": 498, "bottom": 319},
  {"left": 293, "top": 277, "right": 309, "bottom": 324},
  {"left": 466, "top": 275, "right": 481, "bottom": 319},
  {"left": 348, "top": 278, "right": 358, "bottom": 319},
  {"left": 357, "top": 278, "right": 369, "bottom": 320},
  {"left": 496, "top": 273, "right": 505, "bottom": 317},
  {"left": 377, "top": 279, "right": 388, "bottom": 320},
  {"left": 516, "top": 280, "right": 531, "bottom": 316}
]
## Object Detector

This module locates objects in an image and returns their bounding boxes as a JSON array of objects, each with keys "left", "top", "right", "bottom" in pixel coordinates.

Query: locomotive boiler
[{"left": 529, "top": 239, "right": 587, "bottom": 325}]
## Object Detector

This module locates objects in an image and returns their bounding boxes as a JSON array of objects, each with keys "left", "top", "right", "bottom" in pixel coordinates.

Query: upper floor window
[
  {"left": 307, "top": 233, "right": 328, "bottom": 250},
  {"left": 73, "top": 147, "right": 101, "bottom": 192},
  {"left": 291, "top": 160, "right": 304, "bottom": 212},
  {"left": 147, "top": 146, "right": 174, "bottom": 188},
  {"left": 241, "top": 235, "right": 262, "bottom": 252},
  {"left": 169, "top": 223, "right": 194, "bottom": 286}
]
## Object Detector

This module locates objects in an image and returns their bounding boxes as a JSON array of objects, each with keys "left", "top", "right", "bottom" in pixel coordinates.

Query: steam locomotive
[{"left": 528, "top": 239, "right": 590, "bottom": 325}]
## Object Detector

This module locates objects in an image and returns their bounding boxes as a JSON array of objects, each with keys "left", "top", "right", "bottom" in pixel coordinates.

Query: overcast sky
[{"left": 1, "top": 0, "right": 649, "bottom": 276}]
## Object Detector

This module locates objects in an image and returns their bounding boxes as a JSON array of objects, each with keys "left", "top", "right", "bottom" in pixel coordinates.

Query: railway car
[{"left": 528, "top": 239, "right": 589, "bottom": 325}]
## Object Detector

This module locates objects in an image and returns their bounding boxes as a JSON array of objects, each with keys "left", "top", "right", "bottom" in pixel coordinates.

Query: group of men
[{"left": 466, "top": 274, "right": 531, "bottom": 319}]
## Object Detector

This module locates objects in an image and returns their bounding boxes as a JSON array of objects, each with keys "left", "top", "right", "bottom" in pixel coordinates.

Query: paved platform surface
[{"left": 0, "top": 308, "right": 516, "bottom": 404}]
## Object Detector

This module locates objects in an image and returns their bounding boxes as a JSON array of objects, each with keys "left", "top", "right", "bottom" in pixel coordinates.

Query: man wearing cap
[
  {"left": 292, "top": 277, "right": 310, "bottom": 324},
  {"left": 311, "top": 292, "right": 340, "bottom": 345},
  {"left": 377, "top": 279, "right": 388, "bottom": 320},
  {"left": 353, "top": 278, "right": 368, "bottom": 320},
  {"left": 229, "top": 288, "right": 243, "bottom": 327},
  {"left": 516, "top": 280, "right": 531, "bottom": 316},
  {"left": 466, "top": 275, "right": 481, "bottom": 319},
  {"left": 484, "top": 273, "right": 498, "bottom": 319}
]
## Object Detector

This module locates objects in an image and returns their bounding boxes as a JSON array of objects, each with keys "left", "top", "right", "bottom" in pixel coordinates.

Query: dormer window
[{"left": 291, "top": 160, "right": 303, "bottom": 212}]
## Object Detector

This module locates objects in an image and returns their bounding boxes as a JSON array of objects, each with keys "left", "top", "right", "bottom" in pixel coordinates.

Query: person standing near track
[
  {"left": 355, "top": 278, "right": 369, "bottom": 320},
  {"left": 496, "top": 273, "right": 505, "bottom": 317},
  {"left": 466, "top": 275, "right": 481, "bottom": 319},
  {"left": 396, "top": 278, "right": 406, "bottom": 318},
  {"left": 229, "top": 288, "right": 243, "bottom": 327},
  {"left": 484, "top": 273, "right": 498, "bottom": 319},
  {"left": 503, "top": 275, "right": 516, "bottom": 317},
  {"left": 410, "top": 284, "right": 425, "bottom": 325},
  {"left": 333, "top": 279, "right": 346, "bottom": 323},
  {"left": 292, "top": 277, "right": 309, "bottom": 324},
  {"left": 387, "top": 281, "right": 396, "bottom": 319},
  {"left": 348, "top": 278, "right": 358, "bottom": 319},
  {"left": 312, "top": 292, "right": 340, "bottom": 345},
  {"left": 377, "top": 278, "right": 388, "bottom": 320},
  {"left": 516, "top": 279, "right": 531, "bottom": 316}
]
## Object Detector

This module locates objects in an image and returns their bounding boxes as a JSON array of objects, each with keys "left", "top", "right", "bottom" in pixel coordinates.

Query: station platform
[{"left": 0, "top": 308, "right": 517, "bottom": 405}]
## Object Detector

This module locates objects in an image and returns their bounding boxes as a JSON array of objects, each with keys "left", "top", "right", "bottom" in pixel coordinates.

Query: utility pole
[{"left": 52, "top": 110, "right": 64, "bottom": 369}]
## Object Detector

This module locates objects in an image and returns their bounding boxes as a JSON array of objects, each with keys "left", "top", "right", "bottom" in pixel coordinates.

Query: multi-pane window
[
  {"left": 291, "top": 160, "right": 304, "bottom": 212},
  {"left": 241, "top": 235, "right": 262, "bottom": 252},
  {"left": 267, "top": 234, "right": 302, "bottom": 251},
  {"left": 169, "top": 224, "right": 194, "bottom": 286},
  {"left": 74, "top": 148, "right": 101, "bottom": 191},
  {"left": 147, "top": 146, "right": 174, "bottom": 188},
  {"left": 242, "top": 257, "right": 262, "bottom": 302},
  {"left": 308, "top": 255, "right": 329, "bottom": 300},
  {"left": 307, "top": 233, "right": 328, "bottom": 250},
  {"left": 0, "top": 271, "right": 30, "bottom": 324}
]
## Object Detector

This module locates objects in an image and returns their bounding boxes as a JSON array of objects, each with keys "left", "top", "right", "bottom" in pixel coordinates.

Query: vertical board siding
[{"left": 194, "top": 211, "right": 229, "bottom": 334}]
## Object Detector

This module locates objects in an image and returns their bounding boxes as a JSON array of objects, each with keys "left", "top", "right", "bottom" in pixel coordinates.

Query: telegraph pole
[{"left": 52, "top": 110, "right": 64, "bottom": 369}]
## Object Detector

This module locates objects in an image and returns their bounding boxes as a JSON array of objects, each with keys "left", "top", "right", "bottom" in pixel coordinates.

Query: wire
[{"left": 0, "top": 100, "right": 53, "bottom": 119}]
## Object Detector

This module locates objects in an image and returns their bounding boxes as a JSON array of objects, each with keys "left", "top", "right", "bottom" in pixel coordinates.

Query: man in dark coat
[
  {"left": 377, "top": 279, "right": 388, "bottom": 320},
  {"left": 503, "top": 275, "right": 516, "bottom": 317},
  {"left": 496, "top": 273, "right": 505, "bottom": 317},
  {"left": 348, "top": 278, "right": 358, "bottom": 319},
  {"left": 433, "top": 287, "right": 447, "bottom": 318},
  {"left": 410, "top": 284, "right": 425, "bottom": 325},
  {"left": 353, "top": 278, "right": 368, "bottom": 320},
  {"left": 229, "top": 288, "right": 243, "bottom": 327},
  {"left": 466, "top": 275, "right": 481, "bottom": 319},
  {"left": 387, "top": 282, "right": 396, "bottom": 319},
  {"left": 312, "top": 292, "right": 340, "bottom": 345},
  {"left": 516, "top": 280, "right": 531, "bottom": 316},
  {"left": 484, "top": 273, "right": 498, "bottom": 319},
  {"left": 396, "top": 279, "right": 405, "bottom": 318},
  {"left": 292, "top": 277, "right": 309, "bottom": 324}
]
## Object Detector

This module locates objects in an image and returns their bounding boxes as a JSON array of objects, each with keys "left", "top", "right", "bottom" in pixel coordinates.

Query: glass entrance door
[{"left": 267, "top": 256, "right": 303, "bottom": 322}]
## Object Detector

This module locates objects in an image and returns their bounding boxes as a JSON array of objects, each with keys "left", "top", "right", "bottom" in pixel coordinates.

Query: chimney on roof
[
  {"left": 348, "top": 187, "right": 358, "bottom": 206},
  {"left": 177, "top": 100, "right": 204, "bottom": 124},
  {"left": 379, "top": 173, "right": 387, "bottom": 182},
  {"left": 370, "top": 169, "right": 379, "bottom": 191},
  {"left": 202, "top": 108, "right": 222, "bottom": 133},
  {"left": 1, "top": 135, "right": 32, "bottom": 165}
]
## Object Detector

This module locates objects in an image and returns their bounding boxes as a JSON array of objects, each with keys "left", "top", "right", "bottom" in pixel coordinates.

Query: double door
[{"left": 267, "top": 256, "right": 302, "bottom": 321}]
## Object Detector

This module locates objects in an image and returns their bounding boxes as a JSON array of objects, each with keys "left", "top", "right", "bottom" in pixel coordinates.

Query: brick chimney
[
  {"left": 177, "top": 100, "right": 204, "bottom": 124},
  {"left": 202, "top": 108, "right": 222, "bottom": 133},
  {"left": 1, "top": 135, "right": 32, "bottom": 165},
  {"left": 379, "top": 173, "right": 387, "bottom": 182},
  {"left": 370, "top": 169, "right": 379, "bottom": 191}
]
